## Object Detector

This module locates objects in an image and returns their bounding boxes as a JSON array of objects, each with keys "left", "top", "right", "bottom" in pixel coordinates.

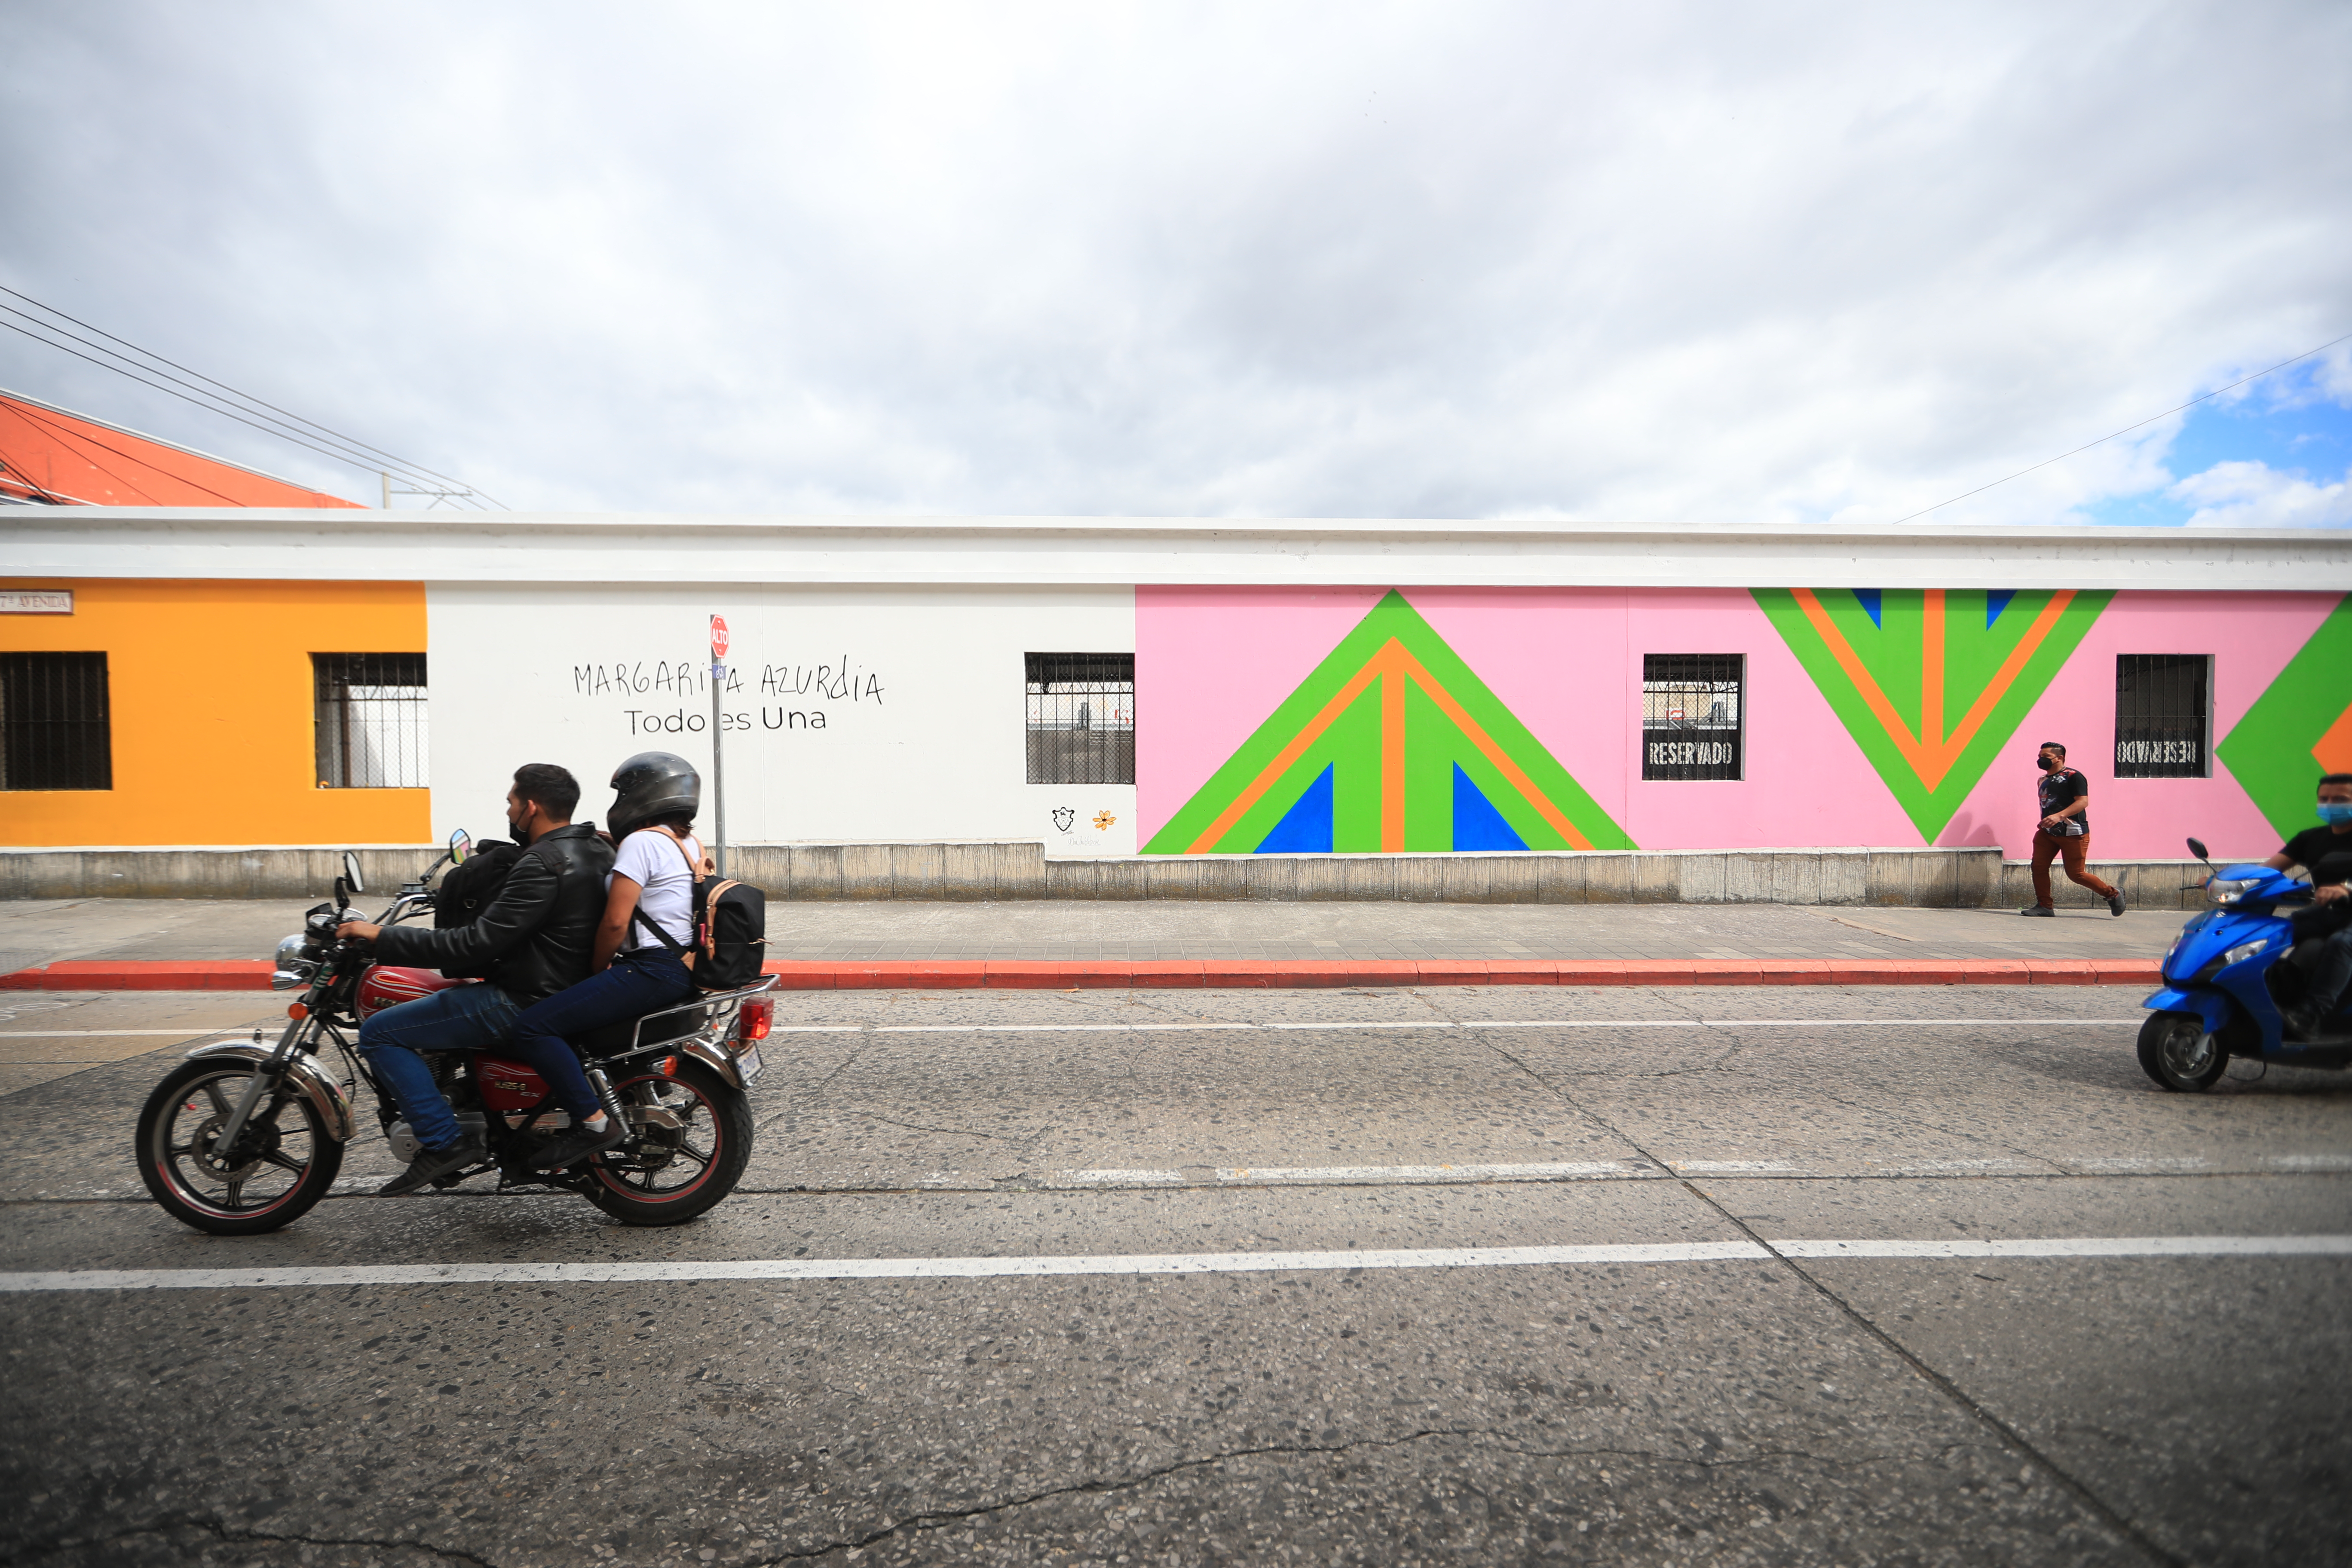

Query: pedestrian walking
[{"left": 2021, "top": 741, "right": 2125, "bottom": 917}]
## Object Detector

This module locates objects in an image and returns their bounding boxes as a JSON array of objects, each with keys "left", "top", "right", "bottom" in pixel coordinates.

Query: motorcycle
[
  {"left": 2137, "top": 835, "right": 2352, "bottom": 1092},
  {"left": 135, "top": 833, "right": 776, "bottom": 1234}
]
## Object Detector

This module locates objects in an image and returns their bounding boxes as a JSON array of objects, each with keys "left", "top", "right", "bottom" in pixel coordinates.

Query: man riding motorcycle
[
  {"left": 337, "top": 763, "right": 614, "bottom": 1195},
  {"left": 2269, "top": 772, "right": 2352, "bottom": 1042}
]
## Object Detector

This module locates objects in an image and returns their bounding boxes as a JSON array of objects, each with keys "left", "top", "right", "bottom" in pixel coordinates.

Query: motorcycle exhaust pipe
[{"left": 585, "top": 1066, "right": 627, "bottom": 1126}]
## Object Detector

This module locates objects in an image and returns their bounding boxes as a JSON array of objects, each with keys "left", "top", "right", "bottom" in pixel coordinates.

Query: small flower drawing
[{"left": 1093, "top": 811, "right": 1117, "bottom": 831}]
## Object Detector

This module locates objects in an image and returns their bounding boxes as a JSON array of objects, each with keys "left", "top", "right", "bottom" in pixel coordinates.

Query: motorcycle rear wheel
[
  {"left": 2138, "top": 1012, "right": 2227, "bottom": 1093},
  {"left": 585, "top": 1057, "right": 752, "bottom": 1227},
  {"left": 137, "top": 1059, "right": 344, "bottom": 1234}
]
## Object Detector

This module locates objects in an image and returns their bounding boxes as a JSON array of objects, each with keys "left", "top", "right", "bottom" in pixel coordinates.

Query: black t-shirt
[
  {"left": 2037, "top": 767, "right": 2089, "bottom": 836},
  {"left": 2279, "top": 825, "right": 2352, "bottom": 885}
]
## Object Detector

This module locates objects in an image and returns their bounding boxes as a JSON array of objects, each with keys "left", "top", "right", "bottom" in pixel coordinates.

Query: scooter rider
[
  {"left": 337, "top": 763, "right": 616, "bottom": 1196},
  {"left": 2266, "top": 772, "right": 2352, "bottom": 1042}
]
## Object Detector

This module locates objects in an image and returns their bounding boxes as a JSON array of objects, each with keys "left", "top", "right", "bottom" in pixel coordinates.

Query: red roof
[{"left": 0, "top": 389, "right": 362, "bottom": 508}]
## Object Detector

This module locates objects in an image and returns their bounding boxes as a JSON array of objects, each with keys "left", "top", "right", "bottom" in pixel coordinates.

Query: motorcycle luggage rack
[{"left": 591, "top": 974, "right": 780, "bottom": 1062}]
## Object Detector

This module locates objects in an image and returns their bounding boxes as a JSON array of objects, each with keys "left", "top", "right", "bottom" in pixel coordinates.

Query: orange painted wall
[{"left": 0, "top": 579, "right": 429, "bottom": 846}]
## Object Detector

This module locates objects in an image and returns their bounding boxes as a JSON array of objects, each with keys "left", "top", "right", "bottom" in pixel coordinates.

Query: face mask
[
  {"left": 2319, "top": 802, "right": 2352, "bottom": 827},
  {"left": 508, "top": 814, "right": 533, "bottom": 846},
  {"left": 2036, "top": 755, "right": 2058, "bottom": 771}
]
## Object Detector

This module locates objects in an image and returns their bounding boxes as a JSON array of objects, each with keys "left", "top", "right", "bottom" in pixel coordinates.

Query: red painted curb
[{"left": 0, "top": 957, "right": 2164, "bottom": 992}]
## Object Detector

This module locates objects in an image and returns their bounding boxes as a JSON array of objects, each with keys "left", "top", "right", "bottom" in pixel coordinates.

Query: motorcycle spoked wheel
[
  {"left": 2137, "top": 1011, "right": 2229, "bottom": 1093},
  {"left": 137, "top": 1059, "right": 345, "bottom": 1234},
  {"left": 585, "top": 1056, "right": 753, "bottom": 1227}
]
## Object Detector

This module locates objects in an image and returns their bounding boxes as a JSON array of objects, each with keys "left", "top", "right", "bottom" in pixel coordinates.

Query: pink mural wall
[{"left": 1136, "top": 585, "right": 2333, "bottom": 861}]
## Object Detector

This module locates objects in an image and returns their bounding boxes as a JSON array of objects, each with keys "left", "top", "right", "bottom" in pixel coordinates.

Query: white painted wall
[{"left": 425, "top": 583, "right": 1138, "bottom": 854}]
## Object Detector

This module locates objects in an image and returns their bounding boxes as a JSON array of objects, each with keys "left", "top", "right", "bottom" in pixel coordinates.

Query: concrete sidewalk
[{"left": 0, "top": 895, "right": 2179, "bottom": 986}]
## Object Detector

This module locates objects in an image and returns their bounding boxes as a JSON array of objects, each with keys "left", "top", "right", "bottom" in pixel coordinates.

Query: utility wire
[
  {"left": 1891, "top": 330, "right": 2352, "bottom": 524},
  {"left": 0, "top": 309, "right": 473, "bottom": 503},
  {"left": 0, "top": 285, "right": 505, "bottom": 508}
]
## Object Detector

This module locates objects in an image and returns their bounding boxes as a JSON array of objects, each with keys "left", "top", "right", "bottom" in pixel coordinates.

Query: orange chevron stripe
[
  {"left": 1185, "top": 651, "right": 1387, "bottom": 852},
  {"left": 1791, "top": 587, "right": 2076, "bottom": 792},
  {"left": 1390, "top": 642, "right": 1596, "bottom": 851},
  {"left": 1185, "top": 637, "right": 1599, "bottom": 854}
]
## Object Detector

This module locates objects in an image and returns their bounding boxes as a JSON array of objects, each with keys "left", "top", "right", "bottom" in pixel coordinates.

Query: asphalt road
[{"left": 2, "top": 983, "right": 2348, "bottom": 1567}]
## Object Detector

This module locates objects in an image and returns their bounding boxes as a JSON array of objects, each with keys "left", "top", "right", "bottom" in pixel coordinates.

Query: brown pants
[{"left": 2031, "top": 830, "right": 2116, "bottom": 906}]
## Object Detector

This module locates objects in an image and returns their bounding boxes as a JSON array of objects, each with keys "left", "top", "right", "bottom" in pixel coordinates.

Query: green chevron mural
[
  {"left": 1755, "top": 586, "right": 2113, "bottom": 843},
  {"left": 1143, "top": 590, "right": 1630, "bottom": 854},
  {"left": 2217, "top": 594, "right": 2352, "bottom": 841}
]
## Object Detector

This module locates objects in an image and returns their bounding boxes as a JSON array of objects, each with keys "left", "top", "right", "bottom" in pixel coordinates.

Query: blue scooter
[{"left": 2138, "top": 836, "right": 2352, "bottom": 1091}]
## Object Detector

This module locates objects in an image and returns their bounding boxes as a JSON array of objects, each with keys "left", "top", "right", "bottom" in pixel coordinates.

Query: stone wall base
[{"left": 0, "top": 843, "right": 2212, "bottom": 909}]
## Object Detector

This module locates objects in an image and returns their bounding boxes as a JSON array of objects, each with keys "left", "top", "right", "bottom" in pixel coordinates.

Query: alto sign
[{"left": 710, "top": 616, "right": 730, "bottom": 659}]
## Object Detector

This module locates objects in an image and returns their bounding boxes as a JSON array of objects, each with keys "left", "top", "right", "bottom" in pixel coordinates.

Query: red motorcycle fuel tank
[
  {"left": 357, "top": 965, "right": 472, "bottom": 1020},
  {"left": 476, "top": 1058, "right": 552, "bottom": 1112}
]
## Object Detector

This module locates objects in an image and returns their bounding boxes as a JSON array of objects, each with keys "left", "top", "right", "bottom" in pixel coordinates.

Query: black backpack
[
  {"left": 626, "top": 831, "right": 769, "bottom": 991},
  {"left": 430, "top": 840, "right": 524, "bottom": 978}
]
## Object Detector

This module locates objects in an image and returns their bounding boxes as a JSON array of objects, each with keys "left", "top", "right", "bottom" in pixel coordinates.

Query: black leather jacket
[{"left": 376, "top": 825, "right": 616, "bottom": 1005}]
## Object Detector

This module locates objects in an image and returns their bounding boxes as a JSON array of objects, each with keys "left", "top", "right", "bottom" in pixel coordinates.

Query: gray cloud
[{"left": 3, "top": 1, "right": 2347, "bottom": 523}]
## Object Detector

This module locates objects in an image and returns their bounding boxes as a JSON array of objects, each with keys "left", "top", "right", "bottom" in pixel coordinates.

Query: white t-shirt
[{"left": 610, "top": 829, "right": 703, "bottom": 952}]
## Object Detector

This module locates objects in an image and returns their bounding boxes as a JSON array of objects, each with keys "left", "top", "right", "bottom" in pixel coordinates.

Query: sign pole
[{"left": 709, "top": 615, "right": 730, "bottom": 878}]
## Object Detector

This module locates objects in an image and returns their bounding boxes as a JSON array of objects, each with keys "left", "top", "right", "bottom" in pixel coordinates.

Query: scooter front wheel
[{"left": 2138, "top": 1011, "right": 2226, "bottom": 1093}]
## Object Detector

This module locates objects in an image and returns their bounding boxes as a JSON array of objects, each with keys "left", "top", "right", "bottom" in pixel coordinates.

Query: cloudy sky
[{"left": 4, "top": 1, "right": 2347, "bottom": 525}]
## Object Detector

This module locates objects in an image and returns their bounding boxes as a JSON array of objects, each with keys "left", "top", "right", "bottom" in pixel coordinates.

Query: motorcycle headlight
[
  {"left": 272, "top": 932, "right": 318, "bottom": 991},
  {"left": 2207, "top": 878, "right": 2260, "bottom": 906}
]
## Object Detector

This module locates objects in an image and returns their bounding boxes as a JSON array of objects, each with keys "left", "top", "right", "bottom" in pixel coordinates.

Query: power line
[
  {"left": 0, "top": 286, "right": 505, "bottom": 508},
  {"left": 0, "top": 310, "right": 471, "bottom": 502},
  {"left": 1891, "top": 330, "right": 2352, "bottom": 525}
]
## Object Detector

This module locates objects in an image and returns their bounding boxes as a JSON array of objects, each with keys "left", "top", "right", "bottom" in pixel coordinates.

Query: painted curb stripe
[
  {"left": 3, "top": 1236, "right": 2346, "bottom": 1292},
  {"left": 0, "top": 960, "right": 2166, "bottom": 992}
]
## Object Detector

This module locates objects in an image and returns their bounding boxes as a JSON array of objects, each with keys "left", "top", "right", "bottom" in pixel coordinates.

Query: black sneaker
[
  {"left": 529, "top": 1118, "right": 628, "bottom": 1173},
  {"left": 378, "top": 1133, "right": 487, "bottom": 1197},
  {"left": 2019, "top": 904, "right": 2055, "bottom": 917},
  {"left": 2107, "top": 891, "right": 2127, "bottom": 917}
]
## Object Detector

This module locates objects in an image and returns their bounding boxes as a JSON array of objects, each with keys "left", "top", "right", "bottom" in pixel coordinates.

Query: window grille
[
  {"left": 2114, "top": 654, "right": 2210, "bottom": 778},
  {"left": 1641, "top": 654, "right": 1744, "bottom": 781},
  {"left": 1026, "top": 652, "right": 1134, "bottom": 785},
  {"left": 314, "top": 653, "right": 429, "bottom": 788},
  {"left": 0, "top": 652, "right": 111, "bottom": 790}
]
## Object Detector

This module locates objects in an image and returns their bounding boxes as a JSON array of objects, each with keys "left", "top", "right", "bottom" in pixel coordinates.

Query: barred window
[
  {"left": 2115, "top": 654, "right": 2210, "bottom": 778},
  {"left": 314, "top": 653, "right": 429, "bottom": 788},
  {"left": 0, "top": 652, "right": 111, "bottom": 790},
  {"left": 1026, "top": 652, "right": 1134, "bottom": 785},
  {"left": 1642, "top": 654, "right": 1744, "bottom": 781}
]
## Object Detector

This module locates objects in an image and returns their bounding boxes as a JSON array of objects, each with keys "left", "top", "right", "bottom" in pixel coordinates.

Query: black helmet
[{"left": 608, "top": 751, "right": 701, "bottom": 840}]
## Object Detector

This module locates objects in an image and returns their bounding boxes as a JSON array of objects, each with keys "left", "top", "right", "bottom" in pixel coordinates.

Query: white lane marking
[
  {"left": 1673, "top": 1161, "right": 1798, "bottom": 1174},
  {"left": 763, "top": 1018, "right": 2141, "bottom": 1036},
  {"left": 1776, "top": 1235, "right": 2352, "bottom": 1260},
  {"left": 1209, "top": 1161, "right": 1651, "bottom": 1184},
  {"left": 0, "top": 1029, "right": 261, "bottom": 1038},
  {"left": 0, "top": 1241, "right": 1769, "bottom": 1292},
  {"left": 6, "top": 1235, "right": 2348, "bottom": 1293},
  {"left": 1053, "top": 1169, "right": 1187, "bottom": 1185}
]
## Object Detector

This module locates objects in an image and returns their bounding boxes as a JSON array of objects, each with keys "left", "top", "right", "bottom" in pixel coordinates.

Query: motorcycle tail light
[{"left": 738, "top": 998, "right": 773, "bottom": 1042}]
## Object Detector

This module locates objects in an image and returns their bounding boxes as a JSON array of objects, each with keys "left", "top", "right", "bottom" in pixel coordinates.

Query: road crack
[{"left": 749, "top": 1428, "right": 1878, "bottom": 1562}]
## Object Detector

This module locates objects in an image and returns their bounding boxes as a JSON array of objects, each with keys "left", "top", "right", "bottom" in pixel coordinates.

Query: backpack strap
[{"left": 624, "top": 827, "right": 706, "bottom": 964}]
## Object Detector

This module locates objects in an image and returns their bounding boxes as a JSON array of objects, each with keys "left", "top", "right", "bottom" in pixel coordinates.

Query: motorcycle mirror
[
  {"left": 342, "top": 851, "right": 366, "bottom": 896},
  {"left": 2186, "top": 837, "right": 2210, "bottom": 864},
  {"left": 449, "top": 828, "right": 470, "bottom": 864}
]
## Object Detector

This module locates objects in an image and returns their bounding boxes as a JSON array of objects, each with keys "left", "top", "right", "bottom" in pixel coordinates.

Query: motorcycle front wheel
[
  {"left": 137, "top": 1059, "right": 345, "bottom": 1234},
  {"left": 586, "top": 1056, "right": 753, "bottom": 1227},
  {"left": 2137, "top": 1011, "right": 2227, "bottom": 1093}
]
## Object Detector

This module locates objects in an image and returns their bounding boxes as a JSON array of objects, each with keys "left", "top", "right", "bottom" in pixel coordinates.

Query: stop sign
[{"left": 710, "top": 616, "right": 730, "bottom": 658}]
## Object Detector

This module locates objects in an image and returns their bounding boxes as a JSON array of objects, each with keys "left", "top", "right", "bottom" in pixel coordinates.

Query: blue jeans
[
  {"left": 358, "top": 983, "right": 524, "bottom": 1151},
  {"left": 2307, "top": 926, "right": 2352, "bottom": 1018},
  {"left": 506, "top": 949, "right": 698, "bottom": 1122}
]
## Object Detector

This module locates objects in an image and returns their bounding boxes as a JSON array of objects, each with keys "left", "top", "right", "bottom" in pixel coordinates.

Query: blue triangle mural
[
  {"left": 1986, "top": 589, "right": 2015, "bottom": 628},
  {"left": 1854, "top": 589, "right": 1883, "bottom": 628},
  {"left": 1254, "top": 764, "right": 1334, "bottom": 853},
  {"left": 1451, "top": 763, "right": 1529, "bottom": 851}
]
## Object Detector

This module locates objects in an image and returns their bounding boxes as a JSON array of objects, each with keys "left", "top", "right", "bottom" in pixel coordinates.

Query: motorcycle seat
[{"left": 569, "top": 1002, "right": 704, "bottom": 1060}]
